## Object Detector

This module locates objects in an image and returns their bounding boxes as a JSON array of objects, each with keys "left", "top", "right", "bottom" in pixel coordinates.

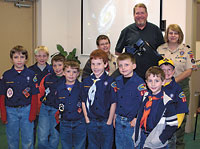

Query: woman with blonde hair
[{"left": 157, "top": 24, "right": 196, "bottom": 149}]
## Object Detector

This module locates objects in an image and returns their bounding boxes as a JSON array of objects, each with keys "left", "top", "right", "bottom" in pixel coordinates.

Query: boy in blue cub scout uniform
[
  {"left": 29, "top": 46, "right": 53, "bottom": 88},
  {"left": 37, "top": 54, "right": 65, "bottom": 149},
  {"left": 133, "top": 66, "right": 178, "bottom": 149},
  {"left": 28, "top": 46, "right": 53, "bottom": 146},
  {"left": 55, "top": 60, "right": 86, "bottom": 149},
  {"left": 82, "top": 49, "right": 117, "bottom": 149},
  {"left": 0, "top": 45, "right": 39, "bottom": 149},
  {"left": 159, "top": 58, "right": 189, "bottom": 149},
  {"left": 114, "top": 53, "right": 147, "bottom": 149}
]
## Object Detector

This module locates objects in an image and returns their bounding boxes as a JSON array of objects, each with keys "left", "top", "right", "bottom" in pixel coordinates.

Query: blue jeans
[
  {"left": 60, "top": 118, "right": 86, "bottom": 149},
  {"left": 87, "top": 119, "right": 114, "bottom": 149},
  {"left": 115, "top": 115, "right": 135, "bottom": 149},
  {"left": 38, "top": 104, "right": 59, "bottom": 149},
  {"left": 6, "top": 105, "right": 34, "bottom": 149}
]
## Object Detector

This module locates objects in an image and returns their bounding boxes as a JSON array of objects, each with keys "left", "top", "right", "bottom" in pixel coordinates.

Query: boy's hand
[
  {"left": 106, "top": 120, "right": 112, "bottom": 125},
  {"left": 130, "top": 118, "right": 137, "bottom": 127},
  {"left": 85, "top": 117, "right": 90, "bottom": 123}
]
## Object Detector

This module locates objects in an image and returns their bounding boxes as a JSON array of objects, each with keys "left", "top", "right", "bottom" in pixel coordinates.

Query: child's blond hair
[{"left": 34, "top": 46, "right": 49, "bottom": 56}]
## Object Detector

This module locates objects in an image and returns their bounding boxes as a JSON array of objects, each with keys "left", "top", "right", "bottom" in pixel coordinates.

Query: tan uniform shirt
[
  {"left": 108, "top": 53, "right": 118, "bottom": 76},
  {"left": 157, "top": 43, "right": 195, "bottom": 77}
]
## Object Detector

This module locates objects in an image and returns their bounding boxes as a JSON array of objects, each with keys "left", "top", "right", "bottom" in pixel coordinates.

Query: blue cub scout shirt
[
  {"left": 56, "top": 79, "right": 84, "bottom": 121},
  {"left": 115, "top": 72, "right": 146, "bottom": 120},
  {"left": 2, "top": 66, "right": 39, "bottom": 107},
  {"left": 41, "top": 73, "right": 65, "bottom": 108},
  {"left": 81, "top": 72, "right": 117, "bottom": 120},
  {"left": 163, "top": 77, "right": 189, "bottom": 114},
  {"left": 29, "top": 63, "right": 53, "bottom": 85}
]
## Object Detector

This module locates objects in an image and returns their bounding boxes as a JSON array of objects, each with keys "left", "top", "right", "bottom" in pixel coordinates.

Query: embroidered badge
[
  {"left": 104, "top": 81, "right": 108, "bottom": 86},
  {"left": 138, "top": 84, "right": 147, "bottom": 96},
  {"left": 77, "top": 107, "right": 82, "bottom": 113},
  {"left": 111, "top": 81, "right": 118, "bottom": 92},
  {"left": 27, "top": 76, "right": 30, "bottom": 82},
  {"left": 22, "top": 87, "right": 30, "bottom": 98},
  {"left": 180, "top": 51, "right": 185, "bottom": 56},
  {"left": 170, "top": 93, "right": 174, "bottom": 98},
  {"left": 187, "top": 51, "right": 192, "bottom": 55},
  {"left": 189, "top": 54, "right": 194, "bottom": 59},
  {"left": 7, "top": 88, "right": 13, "bottom": 98},
  {"left": 33, "top": 76, "right": 37, "bottom": 82},
  {"left": 138, "top": 84, "right": 146, "bottom": 91},
  {"left": 67, "top": 87, "right": 72, "bottom": 92},
  {"left": 77, "top": 101, "right": 81, "bottom": 107},
  {"left": 140, "top": 90, "right": 147, "bottom": 96},
  {"left": 77, "top": 102, "right": 82, "bottom": 113},
  {"left": 45, "top": 87, "right": 50, "bottom": 97},
  {"left": 59, "top": 103, "right": 64, "bottom": 112},
  {"left": 191, "top": 59, "right": 195, "bottom": 64},
  {"left": 179, "top": 92, "right": 186, "bottom": 102}
]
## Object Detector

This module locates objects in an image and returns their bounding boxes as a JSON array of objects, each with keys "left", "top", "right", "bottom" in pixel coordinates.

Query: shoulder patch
[
  {"left": 137, "top": 83, "right": 146, "bottom": 91},
  {"left": 111, "top": 81, "right": 118, "bottom": 92},
  {"left": 138, "top": 83, "right": 147, "bottom": 96},
  {"left": 179, "top": 92, "right": 186, "bottom": 102},
  {"left": 187, "top": 50, "right": 193, "bottom": 55}
]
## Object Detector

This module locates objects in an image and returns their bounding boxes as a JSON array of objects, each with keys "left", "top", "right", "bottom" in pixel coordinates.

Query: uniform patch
[
  {"left": 111, "top": 81, "right": 118, "bottom": 92},
  {"left": 138, "top": 84, "right": 147, "bottom": 96},
  {"left": 22, "top": 87, "right": 30, "bottom": 98},
  {"left": 179, "top": 92, "right": 186, "bottom": 102},
  {"left": 180, "top": 51, "right": 185, "bottom": 56},
  {"left": 187, "top": 51, "right": 192, "bottom": 55},
  {"left": 189, "top": 54, "right": 194, "bottom": 59},
  {"left": 170, "top": 93, "right": 174, "bottom": 98},
  {"left": 77, "top": 102, "right": 82, "bottom": 113},
  {"left": 137, "top": 84, "right": 146, "bottom": 91},
  {"left": 7, "top": 88, "right": 13, "bottom": 98},
  {"left": 84, "top": 86, "right": 91, "bottom": 88},
  {"left": 45, "top": 87, "right": 50, "bottom": 97},
  {"left": 77, "top": 101, "right": 81, "bottom": 107},
  {"left": 140, "top": 90, "right": 147, "bottom": 96},
  {"left": 191, "top": 59, "right": 195, "bottom": 64},
  {"left": 77, "top": 107, "right": 82, "bottom": 113},
  {"left": 27, "top": 76, "right": 30, "bottom": 81},
  {"left": 33, "top": 76, "right": 37, "bottom": 82},
  {"left": 104, "top": 81, "right": 108, "bottom": 86},
  {"left": 67, "top": 87, "right": 72, "bottom": 92}
]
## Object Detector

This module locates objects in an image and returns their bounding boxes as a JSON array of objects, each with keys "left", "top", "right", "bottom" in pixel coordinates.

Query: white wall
[
  {"left": 36, "top": 0, "right": 68, "bottom": 62},
  {"left": 162, "top": 0, "right": 186, "bottom": 43}
]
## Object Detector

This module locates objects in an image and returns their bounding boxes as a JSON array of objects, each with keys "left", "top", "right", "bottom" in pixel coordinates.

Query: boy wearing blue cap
[
  {"left": 37, "top": 54, "right": 65, "bottom": 149},
  {"left": 159, "top": 58, "right": 189, "bottom": 149},
  {"left": 82, "top": 49, "right": 117, "bottom": 149},
  {"left": 133, "top": 66, "right": 178, "bottom": 149},
  {"left": 114, "top": 53, "right": 147, "bottom": 148},
  {"left": 0, "top": 45, "right": 39, "bottom": 149}
]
